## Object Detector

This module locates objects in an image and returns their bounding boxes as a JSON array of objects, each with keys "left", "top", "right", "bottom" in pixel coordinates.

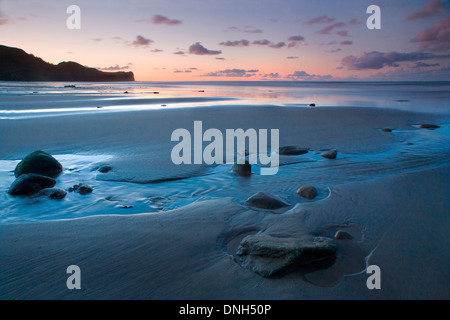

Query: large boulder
[
  {"left": 14, "top": 150, "right": 63, "bottom": 178},
  {"left": 244, "top": 192, "right": 289, "bottom": 210},
  {"left": 8, "top": 174, "right": 56, "bottom": 196},
  {"left": 236, "top": 234, "right": 337, "bottom": 277}
]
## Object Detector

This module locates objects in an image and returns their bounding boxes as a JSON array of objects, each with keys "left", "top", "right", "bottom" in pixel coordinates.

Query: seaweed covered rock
[
  {"left": 14, "top": 150, "right": 63, "bottom": 178},
  {"left": 8, "top": 174, "right": 56, "bottom": 196},
  {"left": 236, "top": 234, "right": 337, "bottom": 277}
]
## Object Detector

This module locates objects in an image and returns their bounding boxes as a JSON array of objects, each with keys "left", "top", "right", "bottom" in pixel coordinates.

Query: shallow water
[
  {"left": 1, "top": 120, "right": 448, "bottom": 224},
  {"left": 1, "top": 81, "right": 449, "bottom": 223}
]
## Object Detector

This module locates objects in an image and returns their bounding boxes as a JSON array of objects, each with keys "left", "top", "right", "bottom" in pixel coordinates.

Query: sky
[{"left": 0, "top": 0, "right": 449, "bottom": 81}]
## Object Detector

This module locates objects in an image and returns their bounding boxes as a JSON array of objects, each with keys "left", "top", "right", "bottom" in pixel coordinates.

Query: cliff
[{"left": 0, "top": 45, "right": 135, "bottom": 82}]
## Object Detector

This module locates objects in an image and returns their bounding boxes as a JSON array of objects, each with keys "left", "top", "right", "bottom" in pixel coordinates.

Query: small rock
[
  {"left": 124, "top": 91, "right": 129, "bottom": 94},
  {"left": 69, "top": 183, "right": 93, "bottom": 195},
  {"left": 406, "top": 142, "right": 413, "bottom": 145},
  {"left": 8, "top": 174, "right": 56, "bottom": 196},
  {"left": 14, "top": 150, "right": 63, "bottom": 178},
  {"left": 245, "top": 192, "right": 289, "bottom": 210},
  {"left": 37, "top": 188, "right": 67, "bottom": 200},
  {"left": 321, "top": 149, "right": 338, "bottom": 159},
  {"left": 334, "top": 230, "right": 354, "bottom": 240},
  {"left": 98, "top": 166, "right": 113, "bottom": 173},
  {"left": 296, "top": 185, "right": 318, "bottom": 199},
  {"left": 419, "top": 124, "right": 439, "bottom": 130},
  {"left": 233, "top": 161, "right": 251, "bottom": 176},
  {"left": 119, "top": 205, "right": 133, "bottom": 209},
  {"left": 309, "top": 103, "right": 316, "bottom": 107},
  {"left": 236, "top": 234, "right": 337, "bottom": 277},
  {"left": 381, "top": 128, "right": 392, "bottom": 132},
  {"left": 277, "top": 146, "right": 309, "bottom": 156}
]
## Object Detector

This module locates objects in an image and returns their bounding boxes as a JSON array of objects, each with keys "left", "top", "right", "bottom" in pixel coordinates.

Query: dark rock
[
  {"left": 406, "top": 142, "right": 413, "bottom": 145},
  {"left": 277, "top": 146, "right": 309, "bottom": 156},
  {"left": 69, "top": 183, "right": 93, "bottom": 195},
  {"left": 297, "top": 185, "right": 318, "bottom": 199},
  {"left": 321, "top": 149, "right": 338, "bottom": 159},
  {"left": 245, "top": 192, "right": 289, "bottom": 210},
  {"left": 98, "top": 166, "right": 113, "bottom": 173},
  {"left": 309, "top": 103, "right": 316, "bottom": 107},
  {"left": 124, "top": 91, "right": 129, "bottom": 94},
  {"left": 334, "top": 230, "right": 354, "bottom": 240},
  {"left": 236, "top": 234, "right": 337, "bottom": 277},
  {"left": 36, "top": 188, "right": 67, "bottom": 200},
  {"left": 419, "top": 124, "right": 439, "bottom": 130},
  {"left": 8, "top": 174, "right": 56, "bottom": 196},
  {"left": 14, "top": 150, "right": 63, "bottom": 178},
  {"left": 0, "top": 45, "right": 135, "bottom": 81},
  {"left": 233, "top": 161, "right": 252, "bottom": 176},
  {"left": 381, "top": 128, "right": 392, "bottom": 132}
]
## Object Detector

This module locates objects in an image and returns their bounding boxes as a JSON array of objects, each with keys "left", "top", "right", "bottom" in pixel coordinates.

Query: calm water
[{"left": 0, "top": 81, "right": 449, "bottom": 118}]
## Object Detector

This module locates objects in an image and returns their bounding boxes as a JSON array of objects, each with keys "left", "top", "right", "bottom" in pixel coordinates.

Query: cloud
[
  {"left": 151, "top": 14, "right": 182, "bottom": 25},
  {"left": 98, "top": 65, "right": 130, "bottom": 71},
  {"left": 340, "top": 40, "right": 353, "bottom": 45},
  {"left": 151, "top": 49, "right": 163, "bottom": 53},
  {"left": 173, "top": 51, "right": 186, "bottom": 55},
  {"left": 411, "top": 16, "right": 450, "bottom": 52},
  {"left": 287, "top": 56, "right": 299, "bottom": 59},
  {"left": 227, "top": 26, "right": 263, "bottom": 33},
  {"left": 219, "top": 39, "right": 250, "bottom": 47},
  {"left": 287, "top": 35, "right": 305, "bottom": 47},
  {"left": 189, "top": 42, "right": 222, "bottom": 55},
  {"left": 253, "top": 39, "right": 287, "bottom": 48},
  {"left": 405, "top": 0, "right": 448, "bottom": 21},
  {"left": 348, "top": 18, "right": 362, "bottom": 26},
  {"left": 269, "top": 42, "right": 286, "bottom": 49},
  {"left": 336, "top": 30, "right": 350, "bottom": 37},
  {"left": 131, "top": 35, "right": 153, "bottom": 47},
  {"left": 341, "top": 51, "right": 442, "bottom": 70},
  {"left": 288, "top": 35, "right": 305, "bottom": 42},
  {"left": 203, "top": 69, "right": 259, "bottom": 77},
  {"left": 303, "top": 15, "right": 335, "bottom": 25},
  {"left": 317, "top": 22, "right": 346, "bottom": 35},
  {"left": 215, "top": 57, "right": 226, "bottom": 60},
  {"left": 173, "top": 68, "right": 197, "bottom": 73},
  {"left": 287, "top": 70, "right": 332, "bottom": 80},
  {"left": 253, "top": 39, "right": 271, "bottom": 45},
  {"left": 262, "top": 73, "right": 280, "bottom": 78},
  {"left": 412, "top": 61, "right": 440, "bottom": 68}
]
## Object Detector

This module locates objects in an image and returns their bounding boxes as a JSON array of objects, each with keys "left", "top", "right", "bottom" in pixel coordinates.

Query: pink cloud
[
  {"left": 151, "top": 14, "right": 182, "bottom": 25},
  {"left": 189, "top": 42, "right": 222, "bottom": 55},
  {"left": 405, "top": 0, "right": 448, "bottom": 21},
  {"left": 317, "top": 22, "right": 346, "bottom": 35},
  {"left": 304, "top": 15, "right": 335, "bottom": 25},
  {"left": 131, "top": 35, "right": 153, "bottom": 47},
  {"left": 411, "top": 16, "right": 450, "bottom": 52}
]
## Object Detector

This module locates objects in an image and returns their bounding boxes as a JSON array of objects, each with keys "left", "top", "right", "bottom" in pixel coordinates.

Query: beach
[{"left": 0, "top": 81, "right": 449, "bottom": 299}]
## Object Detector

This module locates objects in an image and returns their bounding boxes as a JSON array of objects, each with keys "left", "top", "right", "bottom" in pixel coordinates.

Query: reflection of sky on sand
[{"left": 0, "top": 81, "right": 448, "bottom": 119}]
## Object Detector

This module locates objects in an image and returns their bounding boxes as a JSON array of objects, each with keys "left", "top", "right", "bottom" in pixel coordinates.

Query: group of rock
[{"left": 8, "top": 150, "right": 92, "bottom": 199}]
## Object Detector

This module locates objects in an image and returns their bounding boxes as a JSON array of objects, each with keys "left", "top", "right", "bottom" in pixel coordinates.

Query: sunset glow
[{"left": 1, "top": 0, "right": 449, "bottom": 81}]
